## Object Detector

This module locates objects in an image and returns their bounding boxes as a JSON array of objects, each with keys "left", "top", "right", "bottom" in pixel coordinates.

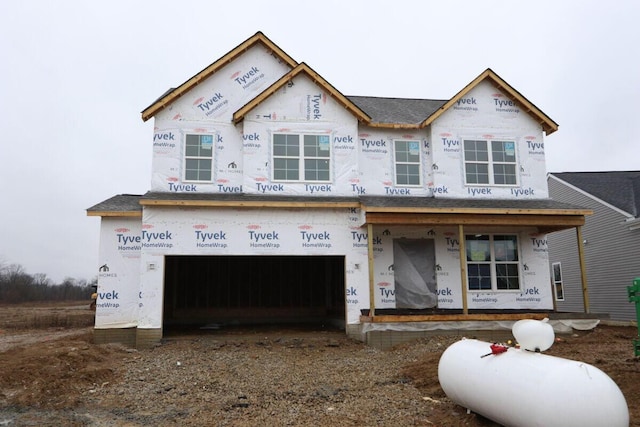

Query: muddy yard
[{"left": 0, "top": 302, "right": 638, "bottom": 426}]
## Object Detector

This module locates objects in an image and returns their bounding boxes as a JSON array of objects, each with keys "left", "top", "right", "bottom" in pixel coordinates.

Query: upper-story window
[
  {"left": 394, "top": 140, "right": 421, "bottom": 186},
  {"left": 184, "top": 134, "right": 214, "bottom": 181},
  {"left": 273, "top": 133, "right": 330, "bottom": 182},
  {"left": 463, "top": 139, "right": 517, "bottom": 185},
  {"left": 466, "top": 234, "right": 520, "bottom": 291}
]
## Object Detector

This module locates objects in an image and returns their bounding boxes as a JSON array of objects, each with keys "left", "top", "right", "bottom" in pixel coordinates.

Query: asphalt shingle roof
[
  {"left": 86, "top": 194, "right": 143, "bottom": 212},
  {"left": 551, "top": 171, "right": 640, "bottom": 217},
  {"left": 347, "top": 96, "right": 447, "bottom": 125}
]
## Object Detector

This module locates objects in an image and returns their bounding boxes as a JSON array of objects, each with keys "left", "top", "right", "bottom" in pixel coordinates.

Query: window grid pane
[
  {"left": 184, "top": 134, "right": 213, "bottom": 182},
  {"left": 466, "top": 234, "right": 520, "bottom": 291},
  {"left": 395, "top": 140, "right": 421, "bottom": 186},
  {"left": 273, "top": 134, "right": 329, "bottom": 182},
  {"left": 464, "top": 139, "right": 517, "bottom": 185}
]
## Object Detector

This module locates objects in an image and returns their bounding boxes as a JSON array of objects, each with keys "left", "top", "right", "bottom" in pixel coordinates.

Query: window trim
[
  {"left": 393, "top": 139, "right": 422, "bottom": 187},
  {"left": 183, "top": 133, "right": 214, "bottom": 183},
  {"left": 465, "top": 234, "right": 521, "bottom": 292},
  {"left": 552, "top": 262, "right": 565, "bottom": 301},
  {"left": 272, "top": 132, "right": 332, "bottom": 183},
  {"left": 462, "top": 137, "right": 519, "bottom": 186}
]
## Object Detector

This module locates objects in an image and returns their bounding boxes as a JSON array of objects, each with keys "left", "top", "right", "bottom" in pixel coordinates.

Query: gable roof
[
  {"left": 550, "top": 171, "right": 640, "bottom": 217},
  {"left": 233, "top": 62, "right": 371, "bottom": 124},
  {"left": 141, "top": 33, "right": 557, "bottom": 134},
  {"left": 141, "top": 31, "right": 298, "bottom": 122},
  {"left": 420, "top": 68, "right": 559, "bottom": 135}
]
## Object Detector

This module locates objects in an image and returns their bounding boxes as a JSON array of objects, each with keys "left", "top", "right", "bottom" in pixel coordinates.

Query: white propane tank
[
  {"left": 438, "top": 339, "right": 629, "bottom": 427},
  {"left": 512, "top": 318, "right": 555, "bottom": 352}
]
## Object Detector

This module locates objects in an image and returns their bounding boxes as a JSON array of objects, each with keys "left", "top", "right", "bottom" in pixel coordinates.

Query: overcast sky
[{"left": 1, "top": 0, "right": 639, "bottom": 283}]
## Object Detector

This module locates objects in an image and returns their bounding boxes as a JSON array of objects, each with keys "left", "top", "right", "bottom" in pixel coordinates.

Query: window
[
  {"left": 552, "top": 262, "right": 564, "bottom": 301},
  {"left": 466, "top": 234, "right": 520, "bottom": 291},
  {"left": 184, "top": 134, "right": 213, "bottom": 181},
  {"left": 273, "top": 133, "right": 330, "bottom": 182},
  {"left": 394, "top": 140, "right": 421, "bottom": 186},
  {"left": 463, "top": 139, "right": 517, "bottom": 185}
]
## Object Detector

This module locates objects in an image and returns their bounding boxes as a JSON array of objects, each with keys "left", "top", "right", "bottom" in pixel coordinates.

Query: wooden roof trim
[
  {"left": 141, "top": 32, "right": 298, "bottom": 122},
  {"left": 139, "top": 198, "right": 360, "bottom": 209},
  {"left": 366, "top": 122, "right": 422, "bottom": 129},
  {"left": 361, "top": 205, "right": 593, "bottom": 216},
  {"left": 86, "top": 211, "right": 142, "bottom": 218},
  {"left": 232, "top": 63, "right": 372, "bottom": 125},
  {"left": 364, "top": 212, "right": 586, "bottom": 233},
  {"left": 419, "top": 68, "right": 559, "bottom": 135}
]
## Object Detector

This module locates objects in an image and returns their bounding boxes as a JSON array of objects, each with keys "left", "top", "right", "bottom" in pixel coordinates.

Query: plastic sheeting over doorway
[{"left": 393, "top": 239, "right": 437, "bottom": 309}]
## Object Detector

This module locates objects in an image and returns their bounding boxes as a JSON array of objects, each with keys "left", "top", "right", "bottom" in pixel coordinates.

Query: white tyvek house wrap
[
  {"left": 432, "top": 226, "right": 553, "bottom": 310},
  {"left": 242, "top": 75, "right": 360, "bottom": 196},
  {"left": 135, "top": 206, "right": 370, "bottom": 328},
  {"left": 150, "top": 44, "right": 292, "bottom": 193},
  {"left": 357, "top": 127, "right": 433, "bottom": 197},
  {"left": 95, "top": 218, "right": 141, "bottom": 329},
  {"left": 430, "top": 80, "right": 548, "bottom": 199}
]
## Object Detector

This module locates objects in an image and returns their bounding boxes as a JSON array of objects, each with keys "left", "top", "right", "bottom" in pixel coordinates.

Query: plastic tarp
[
  {"left": 393, "top": 239, "right": 437, "bottom": 309},
  {"left": 361, "top": 319, "right": 600, "bottom": 334}
]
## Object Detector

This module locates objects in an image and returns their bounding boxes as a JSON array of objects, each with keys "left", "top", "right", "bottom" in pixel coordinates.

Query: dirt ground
[{"left": 0, "top": 302, "right": 638, "bottom": 426}]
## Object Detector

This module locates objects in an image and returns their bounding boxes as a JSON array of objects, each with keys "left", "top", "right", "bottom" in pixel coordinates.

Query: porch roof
[{"left": 359, "top": 196, "right": 591, "bottom": 233}]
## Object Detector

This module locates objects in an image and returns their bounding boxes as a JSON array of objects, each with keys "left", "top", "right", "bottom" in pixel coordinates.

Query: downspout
[
  {"left": 576, "top": 226, "right": 590, "bottom": 313},
  {"left": 458, "top": 224, "right": 469, "bottom": 315},
  {"left": 367, "top": 223, "right": 376, "bottom": 318}
]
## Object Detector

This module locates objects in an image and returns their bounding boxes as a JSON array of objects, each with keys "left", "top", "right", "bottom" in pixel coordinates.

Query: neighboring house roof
[
  {"left": 140, "top": 32, "right": 558, "bottom": 134},
  {"left": 550, "top": 171, "right": 640, "bottom": 217},
  {"left": 86, "top": 194, "right": 143, "bottom": 217},
  {"left": 233, "top": 63, "right": 372, "bottom": 124},
  {"left": 141, "top": 31, "right": 298, "bottom": 122}
]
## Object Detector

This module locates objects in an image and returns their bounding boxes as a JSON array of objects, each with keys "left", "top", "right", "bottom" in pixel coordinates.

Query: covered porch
[{"left": 356, "top": 196, "right": 596, "bottom": 348}]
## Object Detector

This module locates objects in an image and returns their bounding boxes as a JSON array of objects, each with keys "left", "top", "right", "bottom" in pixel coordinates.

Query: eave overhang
[{"left": 140, "top": 192, "right": 361, "bottom": 209}]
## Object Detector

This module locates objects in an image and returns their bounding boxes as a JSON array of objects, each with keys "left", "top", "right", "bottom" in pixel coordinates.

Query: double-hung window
[
  {"left": 463, "top": 139, "right": 517, "bottom": 185},
  {"left": 273, "top": 133, "right": 330, "bottom": 182},
  {"left": 184, "top": 134, "right": 213, "bottom": 181},
  {"left": 394, "top": 140, "right": 421, "bottom": 186},
  {"left": 466, "top": 234, "right": 520, "bottom": 291}
]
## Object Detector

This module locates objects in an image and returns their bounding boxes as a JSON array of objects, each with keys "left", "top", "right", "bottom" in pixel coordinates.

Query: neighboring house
[
  {"left": 548, "top": 171, "right": 640, "bottom": 323},
  {"left": 87, "top": 32, "right": 591, "bottom": 347}
]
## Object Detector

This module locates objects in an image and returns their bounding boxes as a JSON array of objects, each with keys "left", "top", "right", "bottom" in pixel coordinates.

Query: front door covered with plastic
[{"left": 393, "top": 239, "right": 437, "bottom": 309}]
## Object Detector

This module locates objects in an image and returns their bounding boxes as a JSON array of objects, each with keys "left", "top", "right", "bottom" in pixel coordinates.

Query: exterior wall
[
  {"left": 137, "top": 206, "right": 369, "bottom": 328},
  {"left": 355, "top": 126, "right": 432, "bottom": 197},
  {"left": 95, "top": 217, "right": 141, "bottom": 329},
  {"left": 430, "top": 80, "right": 548, "bottom": 199},
  {"left": 95, "top": 212, "right": 554, "bottom": 337},
  {"left": 241, "top": 74, "right": 360, "bottom": 196},
  {"left": 548, "top": 177, "right": 640, "bottom": 321},
  {"left": 150, "top": 44, "right": 292, "bottom": 193}
]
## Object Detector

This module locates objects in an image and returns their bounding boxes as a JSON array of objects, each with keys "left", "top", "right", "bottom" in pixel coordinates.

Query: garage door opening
[{"left": 163, "top": 255, "right": 346, "bottom": 331}]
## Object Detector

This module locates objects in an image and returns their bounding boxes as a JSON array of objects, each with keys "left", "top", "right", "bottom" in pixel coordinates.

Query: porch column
[
  {"left": 458, "top": 224, "right": 469, "bottom": 315},
  {"left": 576, "top": 226, "right": 590, "bottom": 313},
  {"left": 367, "top": 223, "right": 376, "bottom": 317}
]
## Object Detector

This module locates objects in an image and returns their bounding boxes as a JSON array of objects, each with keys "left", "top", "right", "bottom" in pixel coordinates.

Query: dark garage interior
[{"left": 163, "top": 255, "right": 346, "bottom": 330}]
